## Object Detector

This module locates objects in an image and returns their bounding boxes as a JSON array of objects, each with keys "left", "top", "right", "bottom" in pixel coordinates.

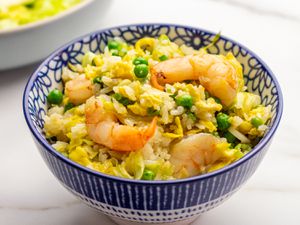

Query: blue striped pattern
[
  {"left": 24, "top": 24, "right": 283, "bottom": 224},
  {"left": 34, "top": 137, "right": 268, "bottom": 222}
]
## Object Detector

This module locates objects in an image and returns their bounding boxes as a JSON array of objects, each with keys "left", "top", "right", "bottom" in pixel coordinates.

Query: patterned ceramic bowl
[{"left": 23, "top": 24, "right": 283, "bottom": 225}]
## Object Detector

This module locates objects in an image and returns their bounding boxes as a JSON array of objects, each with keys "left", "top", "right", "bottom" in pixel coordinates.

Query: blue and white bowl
[{"left": 23, "top": 24, "right": 283, "bottom": 225}]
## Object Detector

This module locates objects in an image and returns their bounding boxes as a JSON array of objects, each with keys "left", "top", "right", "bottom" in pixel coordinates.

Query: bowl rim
[
  {"left": 23, "top": 23, "right": 283, "bottom": 185},
  {"left": 0, "top": 0, "right": 94, "bottom": 36}
]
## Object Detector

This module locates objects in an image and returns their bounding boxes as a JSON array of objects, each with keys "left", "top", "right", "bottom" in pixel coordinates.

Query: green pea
[
  {"left": 47, "top": 89, "right": 63, "bottom": 105},
  {"left": 224, "top": 131, "right": 236, "bottom": 143},
  {"left": 175, "top": 94, "right": 193, "bottom": 109},
  {"left": 134, "top": 64, "right": 149, "bottom": 78},
  {"left": 108, "top": 40, "right": 120, "bottom": 50},
  {"left": 217, "top": 113, "right": 230, "bottom": 131},
  {"left": 159, "top": 55, "right": 168, "bottom": 61},
  {"left": 141, "top": 169, "right": 155, "bottom": 180},
  {"left": 133, "top": 57, "right": 148, "bottom": 65},
  {"left": 64, "top": 102, "right": 74, "bottom": 112},
  {"left": 93, "top": 76, "right": 102, "bottom": 84},
  {"left": 251, "top": 117, "right": 264, "bottom": 128}
]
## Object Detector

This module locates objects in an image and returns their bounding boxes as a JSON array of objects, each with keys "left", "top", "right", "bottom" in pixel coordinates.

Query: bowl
[
  {"left": 0, "top": 0, "right": 106, "bottom": 70},
  {"left": 23, "top": 24, "right": 283, "bottom": 225}
]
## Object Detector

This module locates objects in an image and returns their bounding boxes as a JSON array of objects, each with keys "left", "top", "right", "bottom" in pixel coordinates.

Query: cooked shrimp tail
[
  {"left": 143, "top": 116, "right": 158, "bottom": 140},
  {"left": 150, "top": 72, "right": 165, "bottom": 91}
]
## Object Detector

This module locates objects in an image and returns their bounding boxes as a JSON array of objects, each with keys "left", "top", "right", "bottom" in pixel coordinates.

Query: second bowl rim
[{"left": 23, "top": 23, "right": 283, "bottom": 185}]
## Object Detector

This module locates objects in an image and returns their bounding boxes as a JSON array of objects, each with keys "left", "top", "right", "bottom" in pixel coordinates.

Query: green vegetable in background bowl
[
  {"left": 0, "top": 0, "right": 82, "bottom": 30},
  {"left": 0, "top": 0, "right": 101, "bottom": 70}
]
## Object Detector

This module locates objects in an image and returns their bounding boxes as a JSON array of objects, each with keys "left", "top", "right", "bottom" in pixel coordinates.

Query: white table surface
[{"left": 0, "top": 0, "right": 300, "bottom": 224}]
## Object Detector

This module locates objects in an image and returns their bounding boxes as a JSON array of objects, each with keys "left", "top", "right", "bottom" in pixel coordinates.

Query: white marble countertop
[{"left": 0, "top": 0, "right": 300, "bottom": 224}]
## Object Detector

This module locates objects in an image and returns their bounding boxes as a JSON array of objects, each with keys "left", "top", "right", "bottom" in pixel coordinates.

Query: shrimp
[
  {"left": 169, "top": 133, "right": 225, "bottom": 178},
  {"left": 150, "top": 53, "right": 243, "bottom": 106},
  {"left": 85, "top": 96, "right": 157, "bottom": 152},
  {"left": 65, "top": 74, "right": 94, "bottom": 105}
]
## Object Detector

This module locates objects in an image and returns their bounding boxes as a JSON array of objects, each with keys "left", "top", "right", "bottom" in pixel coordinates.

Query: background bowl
[
  {"left": 23, "top": 24, "right": 283, "bottom": 225},
  {"left": 0, "top": 0, "right": 106, "bottom": 70}
]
